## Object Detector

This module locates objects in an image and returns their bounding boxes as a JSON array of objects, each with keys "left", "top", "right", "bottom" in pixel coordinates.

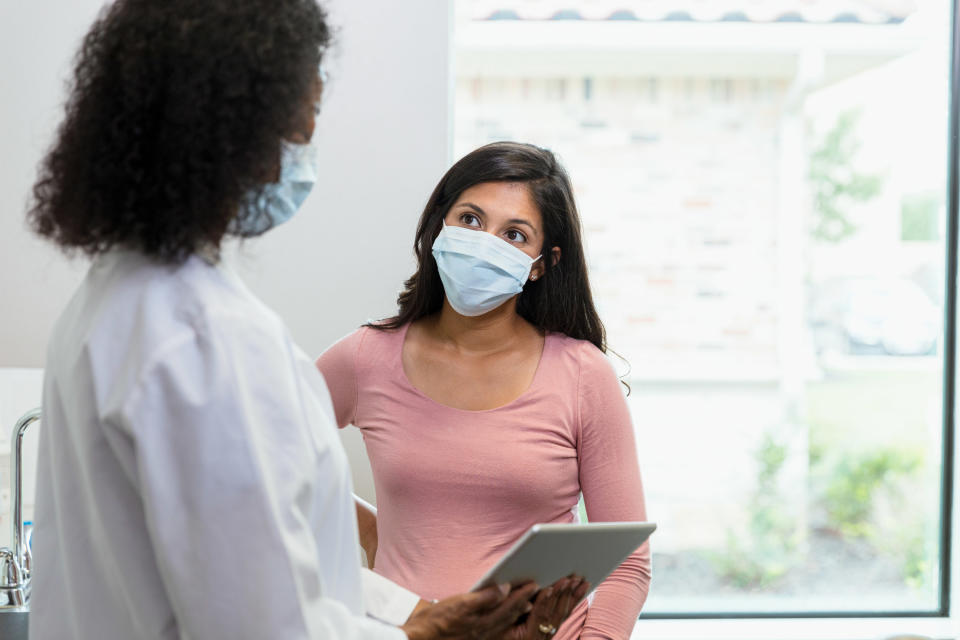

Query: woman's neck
[{"left": 432, "top": 299, "right": 532, "bottom": 355}]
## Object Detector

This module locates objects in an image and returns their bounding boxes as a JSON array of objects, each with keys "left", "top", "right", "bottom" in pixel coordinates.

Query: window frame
[{"left": 639, "top": 0, "right": 960, "bottom": 622}]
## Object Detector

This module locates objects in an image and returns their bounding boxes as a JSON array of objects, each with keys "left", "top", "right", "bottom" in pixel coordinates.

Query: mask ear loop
[{"left": 529, "top": 254, "right": 543, "bottom": 280}]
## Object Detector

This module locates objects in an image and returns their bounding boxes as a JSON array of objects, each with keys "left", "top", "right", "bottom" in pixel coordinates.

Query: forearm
[
  {"left": 579, "top": 543, "right": 651, "bottom": 639},
  {"left": 355, "top": 498, "right": 379, "bottom": 568}
]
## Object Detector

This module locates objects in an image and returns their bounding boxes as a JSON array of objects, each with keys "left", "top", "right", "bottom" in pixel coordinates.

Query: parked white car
[{"left": 808, "top": 278, "right": 940, "bottom": 356}]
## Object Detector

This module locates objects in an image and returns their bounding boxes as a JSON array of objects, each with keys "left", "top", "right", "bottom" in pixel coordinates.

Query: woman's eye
[
  {"left": 460, "top": 213, "right": 481, "bottom": 227},
  {"left": 506, "top": 229, "right": 527, "bottom": 243}
]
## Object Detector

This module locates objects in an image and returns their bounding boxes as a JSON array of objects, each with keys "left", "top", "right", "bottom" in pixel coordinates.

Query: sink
[
  {"left": 0, "top": 610, "right": 28, "bottom": 639},
  {"left": 0, "top": 408, "right": 40, "bottom": 640}
]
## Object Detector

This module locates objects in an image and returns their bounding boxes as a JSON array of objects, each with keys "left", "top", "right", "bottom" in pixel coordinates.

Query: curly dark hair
[{"left": 28, "top": 0, "right": 331, "bottom": 263}]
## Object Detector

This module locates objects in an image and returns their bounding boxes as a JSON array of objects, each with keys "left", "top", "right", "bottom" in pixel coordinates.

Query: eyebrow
[{"left": 454, "top": 202, "right": 540, "bottom": 237}]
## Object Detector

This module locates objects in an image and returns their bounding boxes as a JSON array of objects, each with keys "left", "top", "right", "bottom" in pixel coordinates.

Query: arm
[
  {"left": 316, "top": 327, "right": 367, "bottom": 428},
  {"left": 355, "top": 495, "right": 379, "bottom": 569},
  {"left": 576, "top": 345, "right": 652, "bottom": 639},
  {"left": 122, "top": 320, "right": 403, "bottom": 640},
  {"left": 321, "top": 331, "right": 378, "bottom": 564}
]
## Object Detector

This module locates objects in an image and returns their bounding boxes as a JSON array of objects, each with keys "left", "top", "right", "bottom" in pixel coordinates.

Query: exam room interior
[{"left": 2, "top": 0, "right": 960, "bottom": 638}]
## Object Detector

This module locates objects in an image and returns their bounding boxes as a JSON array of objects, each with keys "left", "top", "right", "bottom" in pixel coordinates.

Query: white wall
[
  {"left": 230, "top": 0, "right": 451, "bottom": 358},
  {"left": 0, "top": 1, "right": 104, "bottom": 367},
  {"left": 0, "top": 0, "right": 452, "bottom": 504}
]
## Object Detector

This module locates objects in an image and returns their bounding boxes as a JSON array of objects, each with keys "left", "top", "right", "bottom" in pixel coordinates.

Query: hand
[
  {"left": 505, "top": 576, "right": 590, "bottom": 640},
  {"left": 401, "top": 582, "right": 539, "bottom": 640}
]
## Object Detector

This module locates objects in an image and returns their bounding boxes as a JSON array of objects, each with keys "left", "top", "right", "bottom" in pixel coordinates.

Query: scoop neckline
[{"left": 395, "top": 321, "right": 553, "bottom": 414}]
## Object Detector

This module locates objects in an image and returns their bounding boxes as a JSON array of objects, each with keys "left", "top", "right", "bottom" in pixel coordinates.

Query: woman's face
[{"left": 444, "top": 181, "right": 552, "bottom": 279}]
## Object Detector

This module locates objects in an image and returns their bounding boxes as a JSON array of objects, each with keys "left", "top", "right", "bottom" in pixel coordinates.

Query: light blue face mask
[
  {"left": 233, "top": 140, "right": 318, "bottom": 234},
  {"left": 431, "top": 223, "right": 541, "bottom": 317}
]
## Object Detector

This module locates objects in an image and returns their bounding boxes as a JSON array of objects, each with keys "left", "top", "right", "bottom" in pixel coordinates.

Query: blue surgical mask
[
  {"left": 432, "top": 223, "right": 541, "bottom": 317},
  {"left": 233, "top": 140, "right": 318, "bottom": 234}
]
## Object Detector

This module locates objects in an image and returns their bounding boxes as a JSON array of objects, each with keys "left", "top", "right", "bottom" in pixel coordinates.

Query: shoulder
[
  {"left": 320, "top": 326, "right": 367, "bottom": 357},
  {"left": 85, "top": 252, "right": 282, "bottom": 355},
  {"left": 66, "top": 253, "right": 296, "bottom": 422},
  {"left": 547, "top": 334, "right": 626, "bottom": 414},
  {"left": 317, "top": 323, "right": 404, "bottom": 369},
  {"left": 537, "top": 334, "right": 621, "bottom": 411},
  {"left": 357, "top": 322, "right": 406, "bottom": 348},
  {"left": 548, "top": 333, "right": 616, "bottom": 378}
]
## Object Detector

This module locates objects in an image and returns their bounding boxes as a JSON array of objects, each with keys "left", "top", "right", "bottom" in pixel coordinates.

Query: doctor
[{"left": 26, "top": 0, "right": 583, "bottom": 638}]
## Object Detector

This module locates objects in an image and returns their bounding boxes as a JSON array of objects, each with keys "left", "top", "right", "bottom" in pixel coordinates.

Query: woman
[
  {"left": 25, "top": 1, "right": 583, "bottom": 638},
  {"left": 317, "top": 142, "right": 652, "bottom": 639}
]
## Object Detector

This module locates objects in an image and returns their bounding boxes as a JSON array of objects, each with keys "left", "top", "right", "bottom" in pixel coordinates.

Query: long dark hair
[
  {"left": 373, "top": 141, "right": 608, "bottom": 353},
  {"left": 28, "top": 0, "right": 331, "bottom": 264}
]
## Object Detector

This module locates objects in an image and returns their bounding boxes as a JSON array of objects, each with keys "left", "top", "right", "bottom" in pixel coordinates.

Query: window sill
[{"left": 631, "top": 617, "right": 957, "bottom": 640}]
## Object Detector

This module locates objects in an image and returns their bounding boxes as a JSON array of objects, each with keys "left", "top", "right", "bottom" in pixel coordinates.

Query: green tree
[
  {"left": 809, "top": 111, "right": 884, "bottom": 242},
  {"left": 713, "top": 432, "right": 799, "bottom": 588}
]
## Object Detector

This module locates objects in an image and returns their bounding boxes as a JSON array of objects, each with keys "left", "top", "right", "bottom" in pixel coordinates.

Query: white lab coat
[{"left": 31, "top": 250, "right": 416, "bottom": 639}]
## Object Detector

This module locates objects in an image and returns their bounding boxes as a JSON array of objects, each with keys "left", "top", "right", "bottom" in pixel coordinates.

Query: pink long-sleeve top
[{"left": 316, "top": 323, "right": 651, "bottom": 639}]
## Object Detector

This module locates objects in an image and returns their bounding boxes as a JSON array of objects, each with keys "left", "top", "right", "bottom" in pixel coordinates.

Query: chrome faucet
[{"left": 0, "top": 408, "right": 40, "bottom": 611}]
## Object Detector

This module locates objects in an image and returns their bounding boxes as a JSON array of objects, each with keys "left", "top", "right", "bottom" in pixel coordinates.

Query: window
[
  {"left": 902, "top": 192, "right": 944, "bottom": 243},
  {"left": 453, "top": 0, "right": 955, "bottom": 617}
]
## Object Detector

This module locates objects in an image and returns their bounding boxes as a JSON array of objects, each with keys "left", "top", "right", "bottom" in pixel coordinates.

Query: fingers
[
  {"left": 485, "top": 581, "right": 539, "bottom": 629},
  {"left": 522, "top": 578, "right": 565, "bottom": 639},
  {"left": 573, "top": 578, "right": 590, "bottom": 601},
  {"left": 531, "top": 581, "right": 560, "bottom": 625},
  {"left": 406, "top": 583, "right": 543, "bottom": 640},
  {"left": 457, "top": 583, "right": 511, "bottom": 612},
  {"left": 505, "top": 581, "right": 539, "bottom": 611},
  {"left": 553, "top": 578, "right": 578, "bottom": 621},
  {"left": 531, "top": 575, "right": 590, "bottom": 637},
  {"left": 558, "top": 575, "right": 590, "bottom": 615},
  {"left": 465, "top": 577, "right": 590, "bottom": 640}
]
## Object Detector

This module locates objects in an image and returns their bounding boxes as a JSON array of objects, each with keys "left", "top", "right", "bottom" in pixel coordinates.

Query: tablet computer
[{"left": 470, "top": 522, "right": 656, "bottom": 594}]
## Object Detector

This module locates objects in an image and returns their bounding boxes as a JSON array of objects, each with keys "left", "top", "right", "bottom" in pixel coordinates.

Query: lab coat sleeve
[
  {"left": 361, "top": 568, "right": 420, "bottom": 625},
  {"left": 119, "top": 317, "right": 406, "bottom": 640}
]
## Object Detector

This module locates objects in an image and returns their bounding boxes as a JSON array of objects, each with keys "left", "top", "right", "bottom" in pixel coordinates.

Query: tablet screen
[{"left": 471, "top": 522, "right": 656, "bottom": 594}]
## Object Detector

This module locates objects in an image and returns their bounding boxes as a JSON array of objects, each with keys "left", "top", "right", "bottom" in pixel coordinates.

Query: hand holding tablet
[
  {"left": 471, "top": 522, "right": 656, "bottom": 599},
  {"left": 507, "top": 575, "right": 591, "bottom": 639}
]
